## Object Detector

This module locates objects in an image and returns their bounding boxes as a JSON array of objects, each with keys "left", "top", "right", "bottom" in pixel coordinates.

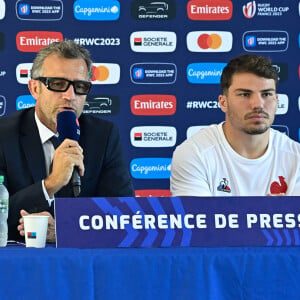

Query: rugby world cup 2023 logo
[{"left": 243, "top": 1, "right": 256, "bottom": 18}]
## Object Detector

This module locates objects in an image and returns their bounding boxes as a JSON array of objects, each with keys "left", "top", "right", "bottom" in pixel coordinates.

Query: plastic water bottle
[{"left": 0, "top": 175, "right": 8, "bottom": 247}]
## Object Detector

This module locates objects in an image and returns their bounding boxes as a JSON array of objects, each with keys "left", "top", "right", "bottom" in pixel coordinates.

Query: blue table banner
[{"left": 54, "top": 196, "right": 300, "bottom": 248}]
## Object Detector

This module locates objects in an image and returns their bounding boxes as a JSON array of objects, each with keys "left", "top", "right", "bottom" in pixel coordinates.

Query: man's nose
[
  {"left": 250, "top": 94, "right": 264, "bottom": 108},
  {"left": 63, "top": 83, "right": 76, "bottom": 99}
]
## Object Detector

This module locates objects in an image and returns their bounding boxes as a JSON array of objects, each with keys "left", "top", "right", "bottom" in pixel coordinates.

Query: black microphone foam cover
[
  {"left": 56, "top": 110, "right": 81, "bottom": 197},
  {"left": 56, "top": 110, "right": 80, "bottom": 144}
]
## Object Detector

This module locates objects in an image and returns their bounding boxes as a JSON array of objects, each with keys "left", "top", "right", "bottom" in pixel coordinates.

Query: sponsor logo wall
[{"left": 0, "top": 1, "right": 299, "bottom": 196}]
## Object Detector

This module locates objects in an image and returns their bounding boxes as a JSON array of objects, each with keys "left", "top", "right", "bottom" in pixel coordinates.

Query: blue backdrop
[{"left": 0, "top": 0, "right": 299, "bottom": 195}]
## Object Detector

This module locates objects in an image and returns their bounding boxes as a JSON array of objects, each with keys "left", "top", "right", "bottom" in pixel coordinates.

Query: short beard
[
  {"left": 242, "top": 123, "right": 269, "bottom": 135},
  {"left": 243, "top": 108, "right": 271, "bottom": 135}
]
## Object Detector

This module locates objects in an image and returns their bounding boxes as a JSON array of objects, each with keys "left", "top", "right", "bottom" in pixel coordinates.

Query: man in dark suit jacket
[{"left": 0, "top": 40, "right": 134, "bottom": 241}]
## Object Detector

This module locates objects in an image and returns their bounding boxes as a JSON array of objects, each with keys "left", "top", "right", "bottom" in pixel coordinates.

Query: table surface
[{"left": 0, "top": 245, "right": 299, "bottom": 300}]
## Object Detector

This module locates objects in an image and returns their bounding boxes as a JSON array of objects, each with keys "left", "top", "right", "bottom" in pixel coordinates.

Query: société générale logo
[
  {"left": 130, "top": 31, "right": 176, "bottom": 52},
  {"left": 130, "top": 126, "right": 177, "bottom": 147}
]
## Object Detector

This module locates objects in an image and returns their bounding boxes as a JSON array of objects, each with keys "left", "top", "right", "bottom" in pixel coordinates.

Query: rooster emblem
[{"left": 270, "top": 176, "right": 288, "bottom": 194}]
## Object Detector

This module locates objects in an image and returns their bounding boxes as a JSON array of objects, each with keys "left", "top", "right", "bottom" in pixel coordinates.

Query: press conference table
[{"left": 0, "top": 246, "right": 299, "bottom": 300}]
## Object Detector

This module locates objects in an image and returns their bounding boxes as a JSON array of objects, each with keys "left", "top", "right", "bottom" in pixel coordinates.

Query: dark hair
[
  {"left": 220, "top": 54, "right": 278, "bottom": 94},
  {"left": 31, "top": 39, "right": 93, "bottom": 80}
]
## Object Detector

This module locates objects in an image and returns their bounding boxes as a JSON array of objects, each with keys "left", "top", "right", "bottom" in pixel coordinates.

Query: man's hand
[
  {"left": 45, "top": 138, "right": 84, "bottom": 197},
  {"left": 18, "top": 209, "right": 56, "bottom": 243}
]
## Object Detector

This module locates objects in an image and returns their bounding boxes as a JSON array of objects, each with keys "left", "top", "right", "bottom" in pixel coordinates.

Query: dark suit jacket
[{"left": 0, "top": 108, "right": 134, "bottom": 240}]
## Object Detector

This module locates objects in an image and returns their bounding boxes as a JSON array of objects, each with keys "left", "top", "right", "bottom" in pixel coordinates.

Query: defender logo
[
  {"left": 131, "top": 0, "right": 175, "bottom": 20},
  {"left": 83, "top": 95, "right": 119, "bottom": 115},
  {"left": 139, "top": 1, "right": 168, "bottom": 13}
]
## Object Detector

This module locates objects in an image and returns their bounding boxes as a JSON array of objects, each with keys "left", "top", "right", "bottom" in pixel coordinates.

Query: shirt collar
[{"left": 34, "top": 112, "right": 57, "bottom": 144}]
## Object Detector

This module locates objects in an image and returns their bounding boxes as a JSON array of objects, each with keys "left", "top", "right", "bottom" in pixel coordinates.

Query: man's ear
[
  {"left": 219, "top": 94, "right": 228, "bottom": 113},
  {"left": 28, "top": 79, "right": 39, "bottom": 101}
]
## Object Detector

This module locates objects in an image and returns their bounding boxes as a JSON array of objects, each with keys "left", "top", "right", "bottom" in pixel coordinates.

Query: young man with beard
[{"left": 171, "top": 54, "right": 300, "bottom": 196}]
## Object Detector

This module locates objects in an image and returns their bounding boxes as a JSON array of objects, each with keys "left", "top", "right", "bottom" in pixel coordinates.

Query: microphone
[{"left": 56, "top": 110, "right": 81, "bottom": 197}]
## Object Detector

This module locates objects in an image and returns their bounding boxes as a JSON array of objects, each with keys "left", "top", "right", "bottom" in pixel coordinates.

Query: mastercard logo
[
  {"left": 187, "top": 31, "right": 233, "bottom": 52},
  {"left": 92, "top": 63, "right": 120, "bottom": 84},
  {"left": 197, "top": 34, "right": 222, "bottom": 49},
  {"left": 92, "top": 65, "right": 109, "bottom": 81}
]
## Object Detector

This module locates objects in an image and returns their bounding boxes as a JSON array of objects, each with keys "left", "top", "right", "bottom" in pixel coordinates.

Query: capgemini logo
[
  {"left": 110, "top": 6, "right": 118, "bottom": 13},
  {"left": 243, "top": 1, "right": 256, "bottom": 18}
]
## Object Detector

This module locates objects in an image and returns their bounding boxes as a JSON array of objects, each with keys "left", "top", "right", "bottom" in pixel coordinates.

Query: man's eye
[
  {"left": 52, "top": 81, "right": 64, "bottom": 87},
  {"left": 239, "top": 93, "right": 249, "bottom": 97},
  {"left": 263, "top": 92, "right": 274, "bottom": 97},
  {"left": 50, "top": 80, "right": 67, "bottom": 89},
  {"left": 76, "top": 83, "right": 85, "bottom": 89}
]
